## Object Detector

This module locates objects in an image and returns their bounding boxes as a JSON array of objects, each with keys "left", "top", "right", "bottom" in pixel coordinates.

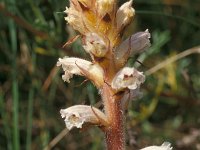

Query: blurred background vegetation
[{"left": 0, "top": 0, "right": 200, "bottom": 149}]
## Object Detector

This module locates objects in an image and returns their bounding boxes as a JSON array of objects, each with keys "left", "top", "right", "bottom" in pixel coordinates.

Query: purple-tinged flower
[{"left": 114, "top": 29, "right": 151, "bottom": 67}]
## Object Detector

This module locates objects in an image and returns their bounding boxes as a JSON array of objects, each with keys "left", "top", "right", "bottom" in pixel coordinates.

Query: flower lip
[
  {"left": 111, "top": 67, "right": 145, "bottom": 91},
  {"left": 57, "top": 57, "right": 91, "bottom": 82},
  {"left": 60, "top": 105, "right": 108, "bottom": 130},
  {"left": 61, "top": 111, "right": 85, "bottom": 130}
]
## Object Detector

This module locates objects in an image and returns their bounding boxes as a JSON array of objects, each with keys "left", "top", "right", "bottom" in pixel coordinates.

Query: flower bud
[
  {"left": 83, "top": 33, "right": 108, "bottom": 57},
  {"left": 60, "top": 105, "right": 108, "bottom": 130},
  {"left": 116, "top": 0, "right": 135, "bottom": 30},
  {"left": 114, "top": 29, "right": 151, "bottom": 67},
  {"left": 140, "top": 142, "right": 173, "bottom": 150},
  {"left": 57, "top": 57, "right": 104, "bottom": 87},
  {"left": 111, "top": 67, "right": 145, "bottom": 91}
]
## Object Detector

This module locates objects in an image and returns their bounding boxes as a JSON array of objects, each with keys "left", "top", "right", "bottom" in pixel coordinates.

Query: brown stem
[{"left": 102, "top": 84, "right": 125, "bottom": 150}]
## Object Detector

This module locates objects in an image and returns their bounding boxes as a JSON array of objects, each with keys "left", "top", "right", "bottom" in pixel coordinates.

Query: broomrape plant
[{"left": 57, "top": 0, "right": 172, "bottom": 149}]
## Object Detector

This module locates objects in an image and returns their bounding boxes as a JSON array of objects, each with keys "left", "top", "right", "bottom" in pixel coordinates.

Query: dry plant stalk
[{"left": 57, "top": 0, "right": 172, "bottom": 149}]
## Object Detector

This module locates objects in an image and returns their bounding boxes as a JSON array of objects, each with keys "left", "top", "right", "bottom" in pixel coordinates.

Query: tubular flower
[
  {"left": 116, "top": 0, "right": 135, "bottom": 31},
  {"left": 114, "top": 29, "right": 151, "bottom": 68},
  {"left": 111, "top": 67, "right": 145, "bottom": 91},
  {"left": 60, "top": 105, "right": 108, "bottom": 130},
  {"left": 140, "top": 142, "right": 173, "bottom": 150},
  {"left": 57, "top": 57, "right": 104, "bottom": 87},
  {"left": 83, "top": 32, "right": 108, "bottom": 57}
]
